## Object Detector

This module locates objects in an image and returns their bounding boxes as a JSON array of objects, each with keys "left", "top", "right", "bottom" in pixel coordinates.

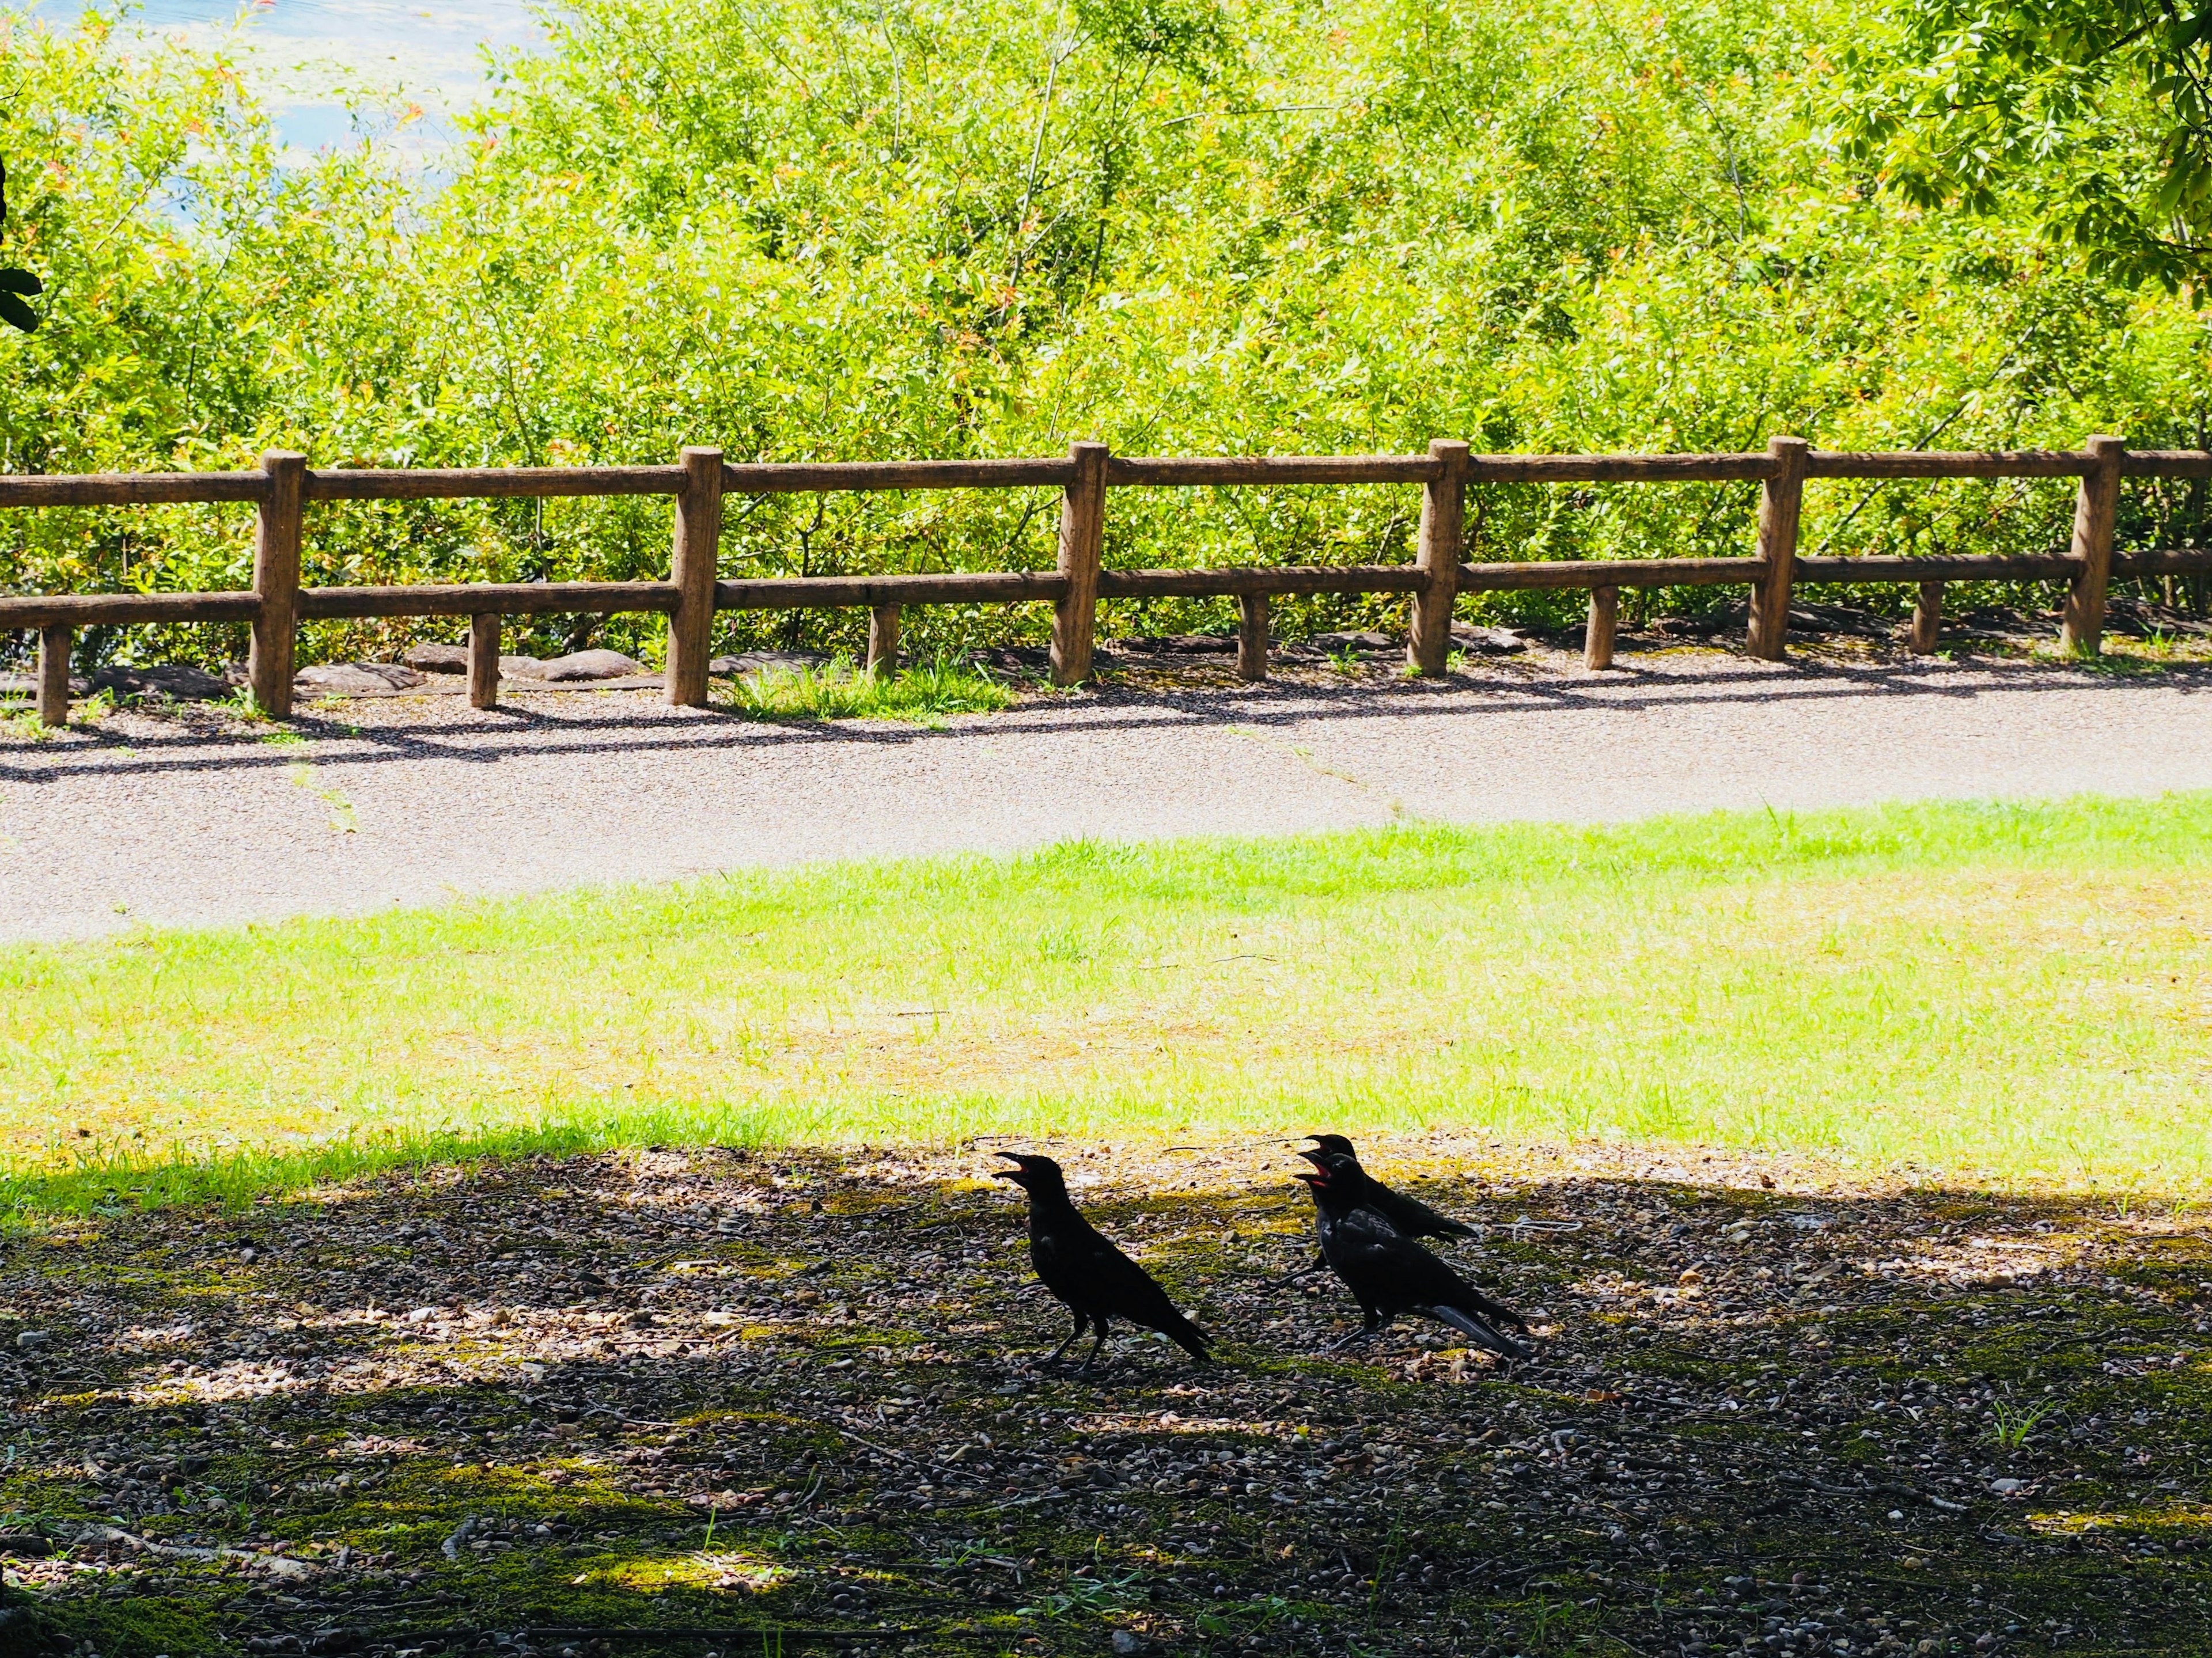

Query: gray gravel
[{"left": 3, "top": 647, "right": 2210, "bottom": 944}]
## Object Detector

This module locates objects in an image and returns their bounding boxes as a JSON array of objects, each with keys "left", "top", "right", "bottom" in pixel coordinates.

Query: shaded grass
[
  {"left": 717, "top": 656, "right": 1013, "bottom": 723},
  {"left": 5, "top": 791, "right": 2211, "bottom": 1217}
]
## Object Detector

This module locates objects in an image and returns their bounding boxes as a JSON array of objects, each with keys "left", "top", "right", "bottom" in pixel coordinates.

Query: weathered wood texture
[
  {"left": 1584, "top": 586, "right": 1619, "bottom": 670},
  {"left": 1804, "top": 450, "right": 2096, "bottom": 480},
  {"left": 1408, "top": 439, "right": 1468, "bottom": 676},
  {"left": 1748, "top": 436, "right": 1809, "bottom": 660},
  {"left": 868, "top": 604, "right": 900, "bottom": 678},
  {"left": 1792, "top": 553, "right": 2078, "bottom": 583},
  {"left": 1455, "top": 557, "right": 1762, "bottom": 591},
  {"left": 2061, "top": 437, "right": 2124, "bottom": 655},
  {"left": 0, "top": 591, "right": 261, "bottom": 627},
  {"left": 1106, "top": 454, "right": 1441, "bottom": 487},
  {"left": 727, "top": 458, "right": 1077, "bottom": 494},
  {"left": 714, "top": 571, "right": 1066, "bottom": 609},
  {"left": 250, "top": 451, "right": 307, "bottom": 718},
  {"left": 469, "top": 613, "right": 500, "bottom": 710},
  {"left": 666, "top": 446, "right": 724, "bottom": 707},
  {"left": 37, "top": 625, "right": 69, "bottom": 727},
  {"left": 305, "top": 466, "right": 683, "bottom": 501},
  {"left": 1237, "top": 594, "right": 1269, "bottom": 682},
  {"left": 300, "top": 582, "right": 679, "bottom": 619},
  {"left": 0, "top": 472, "right": 271, "bottom": 506},
  {"left": 1910, "top": 581, "right": 1943, "bottom": 655},
  {"left": 1052, "top": 442, "right": 1108, "bottom": 685},
  {"left": 1465, "top": 453, "right": 1778, "bottom": 483},
  {"left": 1099, "top": 564, "right": 1427, "bottom": 597}
]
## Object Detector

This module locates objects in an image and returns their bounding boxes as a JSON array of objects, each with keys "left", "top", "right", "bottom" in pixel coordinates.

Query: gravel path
[{"left": 4, "top": 648, "right": 2210, "bottom": 943}]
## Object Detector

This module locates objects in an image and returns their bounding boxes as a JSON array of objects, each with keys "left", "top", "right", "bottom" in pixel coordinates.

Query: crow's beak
[
  {"left": 1293, "top": 1172, "right": 1324, "bottom": 1188},
  {"left": 992, "top": 1151, "right": 1026, "bottom": 1181},
  {"left": 1301, "top": 1135, "right": 1324, "bottom": 1145},
  {"left": 1296, "top": 1147, "right": 1328, "bottom": 1169}
]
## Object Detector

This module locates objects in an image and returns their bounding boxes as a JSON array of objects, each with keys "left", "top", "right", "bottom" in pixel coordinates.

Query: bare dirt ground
[
  {"left": 3, "top": 625, "right": 2211, "bottom": 944},
  {"left": 3, "top": 1134, "right": 2207, "bottom": 1657}
]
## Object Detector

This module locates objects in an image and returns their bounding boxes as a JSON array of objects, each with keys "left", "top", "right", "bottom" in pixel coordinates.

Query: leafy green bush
[{"left": 0, "top": 0, "right": 2203, "bottom": 676}]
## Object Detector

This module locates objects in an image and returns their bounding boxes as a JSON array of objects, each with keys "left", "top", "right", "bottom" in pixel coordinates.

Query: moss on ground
[{"left": 3, "top": 1139, "right": 2210, "bottom": 1655}]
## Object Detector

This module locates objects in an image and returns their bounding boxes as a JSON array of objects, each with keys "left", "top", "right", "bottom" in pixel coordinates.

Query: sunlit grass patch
[
  {"left": 3, "top": 791, "right": 2212, "bottom": 1216},
  {"left": 717, "top": 655, "right": 1012, "bottom": 723}
]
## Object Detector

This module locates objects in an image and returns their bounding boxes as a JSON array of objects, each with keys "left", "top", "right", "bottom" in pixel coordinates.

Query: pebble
[
  {"left": 1989, "top": 1477, "right": 2024, "bottom": 1494},
  {"left": 16, "top": 1330, "right": 51, "bottom": 1349},
  {"left": 400, "top": 643, "right": 469, "bottom": 674}
]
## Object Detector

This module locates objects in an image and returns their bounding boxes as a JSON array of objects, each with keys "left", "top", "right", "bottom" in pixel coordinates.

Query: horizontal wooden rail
[
  {"left": 1097, "top": 563, "right": 1427, "bottom": 597},
  {"left": 1803, "top": 450, "right": 2096, "bottom": 480},
  {"left": 298, "top": 581, "right": 680, "bottom": 619},
  {"left": 0, "top": 472, "right": 272, "bottom": 507},
  {"left": 1465, "top": 454, "right": 1778, "bottom": 484},
  {"left": 305, "top": 466, "right": 683, "bottom": 502},
  {"left": 2123, "top": 452, "right": 2212, "bottom": 479},
  {"left": 715, "top": 570, "right": 1069, "bottom": 609},
  {"left": 725, "top": 458, "right": 1077, "bottom": 493},
  {"left": 1457, "top": 556, "right": 1764, "bottom": 592},
  {"left": 1107, "top": 455, "right": 1441, "bottom": 487},
  {"left": 0, "top": 590, "right": 264, "bottom": 627}
]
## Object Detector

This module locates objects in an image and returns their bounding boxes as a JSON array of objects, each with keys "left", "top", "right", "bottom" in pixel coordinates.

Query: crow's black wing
[
  {"left": 1035, "top": 1219, "right": 1208, "bottom": 1359},
  {"left": 1374, "top": 1183, "right": 1482, "bottom": 1241}
]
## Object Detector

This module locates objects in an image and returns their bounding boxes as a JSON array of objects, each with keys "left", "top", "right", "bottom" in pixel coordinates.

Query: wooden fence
[{"left": 4, "top": 433, "right": 2210, "bottom": 726}]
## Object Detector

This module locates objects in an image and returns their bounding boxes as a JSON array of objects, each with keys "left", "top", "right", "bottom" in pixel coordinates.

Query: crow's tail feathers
[
  {"left": 1154, "top": 1308, "right": 1211, "bottom": 1364},
  {"left": 1426, "top": 1303, "right": 1532, "bottom": 1361}
]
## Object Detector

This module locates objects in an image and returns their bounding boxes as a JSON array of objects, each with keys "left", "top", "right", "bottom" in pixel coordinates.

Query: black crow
[
  {"left": 1301, "top": 1135, "right": 1481, "bottom": 1241},
  {"left": 1264, "top": 1133, "right": 1482, "bottom": 1289},
  {"left": 992, "top": 1152, "right": 1209, "bottom": 1368},
  {"left": 1297, "top": 1149, "right": 1530, "bottom": 1360}
]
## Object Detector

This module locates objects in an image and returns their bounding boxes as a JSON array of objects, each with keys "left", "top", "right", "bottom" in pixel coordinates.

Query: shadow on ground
[{"left": 2, "top": 1137, "right": 2207, "bottom": 1657}]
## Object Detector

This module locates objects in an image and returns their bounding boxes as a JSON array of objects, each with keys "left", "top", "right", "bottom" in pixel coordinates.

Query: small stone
[
  {"left": 15, "top": 1330, "right": 50, "bottom": 1349},
  {"left": 400, "top": 643, "right": 470, "bottom": 674},
  {"left": 533, "top": 648, "right": 647, "bottom": 682},
  {"left": 90, "top": 662, "right": 232, "bottom": 701},
  {"left": 710, "top": 650, "right": 827, "bottom": 677},
  {"left": 295, "top": 662, "right": 426, "bottom": 694},
  {"left": 1677, "top": 1268, "right": 1703, "bottom": 1285},
  {"left": 1450, "top": 623, "right": 1529, "bottom": 654},
  {"left": 1310, "top": 630, "right": 1394, "bottom": 652},
  {"left": 1887, "top": 1509, "right": 1904, "bottom": 1522},
  {"left": 1990, "top": 1478, "right": 2024, "bottom": 1495}
]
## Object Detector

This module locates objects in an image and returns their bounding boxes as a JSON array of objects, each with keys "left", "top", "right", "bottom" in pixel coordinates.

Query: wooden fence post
[
  {"left": 37, "top": 624, "right": 70, "bottom": 727},
  {"left": 868, "top": 604, "right": 900, "bottom": 678},
  {"left": 249, "top": 450, "right": 306, "bottom": 718},
  {"left": 1584, "top": 586, "right": 1618, "bottom": 670},
  {"left": 1051, "top": 441, "right": 1108, "bottom": 685},
  {"left": 1237, "top": 593, "right": 1269, "bottom": 681},
  {"left": 1909, "top": 580, "right": 1943, "bottom": 655},
  {"left": 2060, "top": 435, "right": 2124, "bottom": 656},
  {"left": 1747, "top": 435, "right": 1808, "bottom": 661},
  {"left": 1408, "top": 438, "right": 1469, "bottom": 676},
  {"left": 469, "top": 612, "right": 501, "bottom": 710},
  {"left": 666, "top": 446, "right": 724, "bottom": 706}
]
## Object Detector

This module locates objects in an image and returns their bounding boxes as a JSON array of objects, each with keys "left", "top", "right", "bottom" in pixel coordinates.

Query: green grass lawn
[{"left": 6, "top": 792, "right": 2210, "bottom": 1216}]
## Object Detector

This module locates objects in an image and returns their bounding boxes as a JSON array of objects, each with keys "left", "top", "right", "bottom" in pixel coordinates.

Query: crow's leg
[
  {"left": 1046, "top": 1308, "right": 1090, "bottom": 1364},
  {"left": 1079, "top": 1317, "right": 1111, "bottom": 1374},
  {"left": 1327, "top": 1305, "right": 1392, "bottom": 1352}
]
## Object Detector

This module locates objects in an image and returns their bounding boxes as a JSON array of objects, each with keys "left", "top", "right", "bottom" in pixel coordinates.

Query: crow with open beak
[
  {"left": 1297, "top": 1148, "right": 1530, "bottom": 1360},
  {"left": 992, "top": 1152, "right": 1210, "bottom": 1369},
  {"left": 1301, "top": 1135, "right": 1483, "bottom": 1242}
]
